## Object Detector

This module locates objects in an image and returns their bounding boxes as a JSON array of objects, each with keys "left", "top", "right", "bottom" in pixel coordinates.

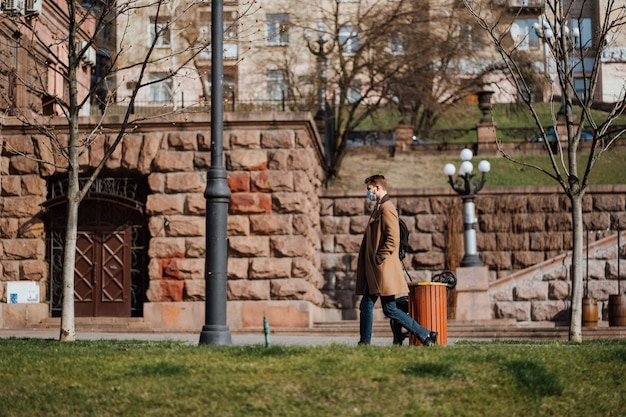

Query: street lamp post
[
  {"left": 533, "top": 17, "right": 580, "bottom": 117},
  {"left": 443, "top": 148, "right": 491, "bottom": 267},
  {"left": 307, "top": 22, "right": 335, "bottom": 186},
  {"left": 199, "top": 0, "right": 232, "bottom": 346}
]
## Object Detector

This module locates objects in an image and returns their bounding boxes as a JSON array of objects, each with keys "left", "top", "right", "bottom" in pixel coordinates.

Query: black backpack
[{"left": 398, "top": 216, "right": 409, "bottom": 261}]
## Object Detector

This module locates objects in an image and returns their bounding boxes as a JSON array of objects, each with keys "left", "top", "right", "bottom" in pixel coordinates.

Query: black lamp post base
[
  {"left": 460, "top": 254, "right": 483, "bottom": 267},
  {"left": 199, "top": 325, "right": 232, "bottom": 346}
]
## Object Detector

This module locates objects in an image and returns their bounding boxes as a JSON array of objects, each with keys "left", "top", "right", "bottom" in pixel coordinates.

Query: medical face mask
[{"left": 367, "top": 189, "right": 377, "bottom": 201}]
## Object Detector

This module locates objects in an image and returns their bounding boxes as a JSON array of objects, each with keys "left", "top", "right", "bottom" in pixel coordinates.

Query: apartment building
[
  {"left": 110, "top": 0, "right": 626, "bottom": 113},
  {"left": 0, "top": 0, "right": 95, "bottom": 116}
]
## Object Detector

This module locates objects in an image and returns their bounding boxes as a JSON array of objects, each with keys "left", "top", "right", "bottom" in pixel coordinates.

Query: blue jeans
[{"left": 359, "top": 282, "right": 431, "bottom": 344}]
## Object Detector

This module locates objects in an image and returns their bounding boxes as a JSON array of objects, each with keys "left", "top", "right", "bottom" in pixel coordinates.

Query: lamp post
[
  {"left": 443, "top": 148, "right": 490, "bottom": 267},
  {"left": 307, "top": 22, "right": 335, "bottom": 187},
  {"left": 533, "top": 17, "right": 580, "bottom": 116},
  {"left": 199, "top": 0, "right": 232, "bottom": 346}
]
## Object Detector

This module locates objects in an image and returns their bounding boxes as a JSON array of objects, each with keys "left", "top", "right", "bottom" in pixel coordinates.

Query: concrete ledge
[
  {"left": 0, "top": 303, "right": 49, "bottom": 329},
  {"left": 143, "top": 300, "right": 322, "bottom": 331}
]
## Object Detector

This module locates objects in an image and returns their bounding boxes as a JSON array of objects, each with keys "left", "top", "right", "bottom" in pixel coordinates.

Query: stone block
[
  {"left": 228, "top": 257, "right": 250, "bottom": 280},
  {"left": 1, "top": 239, "right": 45, "bottom": 260},
  {"left": 1, "top": 196, "right": 45, "bottom": 218},
  {"left": 153, "top": 151, "right": 194, "bottom": 172},
  {"left": 494, "top": 301, "right": 531, "bottom": 321},
  {"left": 320, "top": 216, "right": 350, "bottom": 235},
  {"left": 168, "top": 132, "right": 198, "bottom": 151},
  {"left": 229, "top": 236, "right": 270, "bottom": 257},
  {"left": 397, "top": 198, "right": 431, "bottom": 215},
  {"left": 185, "top": 193, "right": 206, "bottom": 215},
  {"left": 227, "top": 215, "right": 250, "bottom": 236},
  {"left": 334, "top": 234, "right": 362, "bottom": 254},
  {"left": 548, "top": 280, "right": 570, "bottom": 300},
  {"left": 21, "top": 175, "right": 46, "bottom": 196},
  {"left": 272, "top": 192, "right": 307, "bottom": 214},
  {"left": 143, "top": 301, "right": 204, "bottom": 330},
  {"left": 271, "top": 236, "right": 309, "bottom": 257},
  {"left": 164, "top": 215, "right": 205, "bottom": 237},
  {"left": 249, "top": 214, "right": 292, "bottom": 235},
  {"left": 249, "top": 257, "right": 292, "bottom": 279},
  {"left": 251, "top": 171, "right": 293, "bottom": 192},
  {"left": 261, "top": 130, "right": 295, "bottom": 149},
  {"left": 162, "top": 258, "right": 204, "bottom": 280},
  {"left": 21, "top": 260, "right": 48, "bottom": 281},
  {"left": 228, "top": 149, "right": 267, "bottom": 171},
  {"left": 121, "top": 134, "right": 143, "bottom": 171},
  {"left": 333, "top": 198, "right": 364, "bottom": 216},
  {"left": 10, "top": 156, "right": 40, "bottom": 175},
  {"left": 227, "top": 280, "right": 270, "bottom": 300},
  {"left": 531, "top": 301, "right": 566, "bottom": 321},
  {"left": 229, "top": 130, "right": 260, "bottom": 149},
  {"left": 138, "top": 133, "right": 163, "bottom": 174},
  {"left": 146, "top": 194, "right": 185, "bottom": 215},
  {"left": 183, "top": 279, "right": 205, "bottom": 301},
  {"left": 267, "top": 150, "right": 288, "bottom": 170},
  {"left": 513, "top": 282, "right": 548, "bottom": 301},
  {"left": 148, "top": 238, "right": 185, "bottom": 258},
  {"left": 2, "top": 175, "right": 21, "bottom": 196},
  {"left": 416, "top": 215, "right": 446, "bottom": 233},
  {"left": 104, "top": 135, "right": 123, "bottom": 170},
  {"left": 185, "top": 237, "right": 205, "bottom": 258},
  {"left": 271, "top": 278, "right": 324, "bottom": 305},
  {"left": 228, "top": 171, "right": 251, "bottom": 192},
  {"left": 230, "top": 193, "right": 272, "bottom": 214},
  {"left": 32, "top": 136, "right": 55, "bottom": 176},
  {"left": 165, "top": 172, "right": 205, "bottom": 193}
]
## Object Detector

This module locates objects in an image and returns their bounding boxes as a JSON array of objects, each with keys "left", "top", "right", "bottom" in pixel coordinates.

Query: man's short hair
[{"left": 364, "top": 174, "right": 387, "bottom": 189}]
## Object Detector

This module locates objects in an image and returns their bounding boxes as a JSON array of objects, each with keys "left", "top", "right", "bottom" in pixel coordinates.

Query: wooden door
[{"left": 74, "top": 227, "right": 131, "bottom": 317}]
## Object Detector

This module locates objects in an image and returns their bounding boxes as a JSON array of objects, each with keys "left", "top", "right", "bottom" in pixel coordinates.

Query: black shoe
[
  {"left": 422, "top": 331, "right": 438, "bottom": 346},
  {"left": 390, "top": 319, "right": 408, "bottom": 345},
  {"left": 358, "top": 341, "right": 369, "bottom": 346}
]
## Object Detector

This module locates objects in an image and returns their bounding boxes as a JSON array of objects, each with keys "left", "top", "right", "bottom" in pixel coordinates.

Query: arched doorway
[{"left": 44, "top": 177, "right": 148, "bottom": 318}]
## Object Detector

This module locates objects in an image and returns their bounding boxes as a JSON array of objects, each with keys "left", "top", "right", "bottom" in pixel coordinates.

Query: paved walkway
[{"left": 0, "top": 329, "right": 397, "bottom": 346}]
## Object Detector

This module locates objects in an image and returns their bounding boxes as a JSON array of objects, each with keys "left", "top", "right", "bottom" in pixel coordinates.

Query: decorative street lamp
[
  {"left": 533, "top": 16, "right": 580, "bottom": 116},
  {"left": 307, "top": 22, "right": 335, "bottom": 187},
  {"left": 443, "top": 148, "right": 491, "bottom": 267}
]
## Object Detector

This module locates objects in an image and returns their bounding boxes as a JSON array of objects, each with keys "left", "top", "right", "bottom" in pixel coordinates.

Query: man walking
[{"left": 356, "top": 174, "right": 438, "bottom": 346}]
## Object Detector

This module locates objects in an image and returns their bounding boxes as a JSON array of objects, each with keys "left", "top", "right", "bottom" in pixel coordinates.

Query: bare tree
[
  {"left": 463, "top": 0, "right": 626, "bottom": 341},
  {"left": 0, "top": 0, "right": 220, "bottom": 341}
]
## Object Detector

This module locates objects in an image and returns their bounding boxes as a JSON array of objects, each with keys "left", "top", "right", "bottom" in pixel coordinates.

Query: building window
[
  {"left": 148, "top": 17, "right": 171, "bottom": 48},
  {"left": 510, "top": 19, "right": 540, "bottom": 50},
  {"left": 148, "top": 73, "right": 172, "bottom": 103},
  {"left": 572, "top": 18, "right": 592, "bottom": 49},
  {"left": 461, "top": 24, "right": 484, "bottom": 51},
  {"left": 266, "top": 13, "right": 289, "bottom": 46},
  {"left": 574, "top": 77, "right": 591, "bottom": 98},
  {"left": 347, "top": 79, "right": 362, "bottom": 104},
  {"left": 339, "top": 25, "right": 360, "bottom": 55},
  {"left": 389, "top": 32, "right": 404, "bottom": 55},
  {"left": 267, "top": 70, "right": 287, "bottom": 101}
]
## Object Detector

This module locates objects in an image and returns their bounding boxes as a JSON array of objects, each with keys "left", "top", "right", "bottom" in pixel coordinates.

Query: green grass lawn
[{"left": 1, "top": 339, "right": 625, "bottom": 417}]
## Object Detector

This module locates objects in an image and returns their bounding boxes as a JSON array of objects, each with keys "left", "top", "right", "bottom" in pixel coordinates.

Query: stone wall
[
  {"left": 0, "top": 112, "right": 327, "bottom": 329},
  {"left": 320, "top": 185, "right": 626, "bottom": 322},
  {"left": 2, "top": 112, "right": 626, "bottom": 329}
]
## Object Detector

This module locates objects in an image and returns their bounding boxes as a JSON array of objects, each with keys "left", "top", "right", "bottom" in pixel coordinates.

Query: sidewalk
[{"left": 0, "top": 329, "right": 395, "bottom": 347}]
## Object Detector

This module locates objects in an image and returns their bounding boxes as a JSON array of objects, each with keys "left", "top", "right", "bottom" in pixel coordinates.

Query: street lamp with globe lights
[{"left": 443, "top": 148, "right": 491, "bottom": 267}]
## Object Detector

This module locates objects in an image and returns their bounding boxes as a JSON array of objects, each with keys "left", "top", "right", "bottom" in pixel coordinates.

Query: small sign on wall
[{"left": 7, "top": 281, "right": 40, "bottom": 304}]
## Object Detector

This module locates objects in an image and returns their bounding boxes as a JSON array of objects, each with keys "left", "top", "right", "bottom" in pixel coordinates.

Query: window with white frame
[
  {"left": 148, "top": 17, "right": 171, "bottom": 48},
  {"left": 339, "top": 25, "right": 360, "bottom": 55},
  {"left": 510, "top": 19, "right": 540, "bottom": 50},
  {"left": 148, "top": 73, "right": 172, "bottom": 103},
  {"left": 267, "top": 70, "right": 287, "bottom": 101},
  {"left": 266, "top": 13, "right": 289, "bottom": 46},
  {"left": 461, "top": 24, "right": 484, "bottom": 51},
  {"left": 347, "top": 79, "right": 362, "bottom": 104}
]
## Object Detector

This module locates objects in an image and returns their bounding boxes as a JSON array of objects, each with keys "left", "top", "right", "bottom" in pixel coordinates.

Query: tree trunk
[
  {"left": 569, "top": 194, "right": 584, "bottom": 342},
  {"left": 60, "top": 171, "right": 80, "bottom": 342}
]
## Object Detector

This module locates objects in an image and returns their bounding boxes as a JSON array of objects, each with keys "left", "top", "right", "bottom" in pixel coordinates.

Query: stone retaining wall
[{"left": 320, "top": 185, "right": 626, "bottom": 322}]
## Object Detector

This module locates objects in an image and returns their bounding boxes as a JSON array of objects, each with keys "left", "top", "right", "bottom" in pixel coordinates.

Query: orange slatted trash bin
[{"left": 408, "top": 282, "right": 447, "bottom": 346}]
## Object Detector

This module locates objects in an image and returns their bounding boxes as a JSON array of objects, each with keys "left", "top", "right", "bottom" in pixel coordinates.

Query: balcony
[{"left": 505, "top": 0, "right": 544, "bottom": 11}]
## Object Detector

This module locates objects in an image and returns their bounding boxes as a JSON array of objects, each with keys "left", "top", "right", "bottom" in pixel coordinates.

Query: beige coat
[{"left": 355, "top": 195, "right": 409, "bottom": 297}]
